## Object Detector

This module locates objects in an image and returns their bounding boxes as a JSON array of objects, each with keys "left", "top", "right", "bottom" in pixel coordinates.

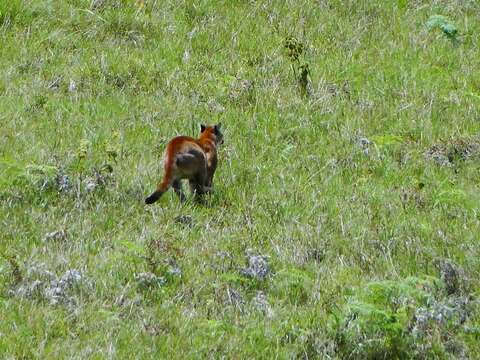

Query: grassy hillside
[{"left": 1, "top": 0, "right": 480, "bottom": 358}]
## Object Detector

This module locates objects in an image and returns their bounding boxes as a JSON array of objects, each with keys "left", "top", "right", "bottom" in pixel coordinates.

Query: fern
[
  {"left": 336, "top": 277, "right": 441, "bottom": 358},
  {"left": 0, "top": 158, "right": 58, "bottom": 191}
]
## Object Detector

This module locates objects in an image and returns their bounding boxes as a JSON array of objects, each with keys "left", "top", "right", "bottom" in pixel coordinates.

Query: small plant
[
  {"left": 0, "top": 252, "right": 23, "bottom": 286},
  {"left": 284, "top": 36, "right": 305, "bottom": 63},
  {"left": 334, "top": 276, "right": 476, "bottom": 359},
  {"left": 0, "top": 158, "right": 59, "bottom": 193},
  {"left": 104, "top": 131, "right": 122, "bottom": 163},
  {"left": 77, "top": 139, "right": 91, "bottom": 161},
  {"left": 298, "top": 63, "right": 312, "bottom": 97},
  {"left": 335, "top": 277, "right": 439, "bottom": 359},
  {"left": 426, "top": 15, "right": 459, "bottom": 44},
  {"left": 283, "top": 35, "right": 312, "bottom": 96}
]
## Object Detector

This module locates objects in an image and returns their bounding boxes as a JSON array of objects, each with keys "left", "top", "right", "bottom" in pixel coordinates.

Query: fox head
[{"left": 200, "top": 123, "right": 224, "bottom": 145}]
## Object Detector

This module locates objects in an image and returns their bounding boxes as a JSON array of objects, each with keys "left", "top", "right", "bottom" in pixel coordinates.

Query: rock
[
  {"left": 174, "top": 215, "right": 193, "bottom": 227},
  {"left": 226, "top": 287, "right": 244, "bottom": 309},
  {"left": 90, "top": 0, "right": 106, "bottom": 10},
  {"left": 44, "top": 230, "right": 67, "bottom": 242},
  {"left": 412, "top": 296, "right": 471, "bottom": 338},
  {"left": 45, "top": 269, "right": 84, "bottom": 305},
  {"left": 11, "top": 265, "right": 87, "bottom": 307},
  {"left": 68, "top": 79, "right": 77, "bottom": 92},
  {"left": 167, "top": 265, "right": 182, "bottom": 277},
  {"left": 55, "top": 174, "right": 71, "bottom": 192},
  {"left": 424, "top": 149, "right": 452, "bottom": 167},
  {"left": 85, "top": 179, "right": 97, "bottom": 192},
  {"left": 212, "top": 251, "right": 234, "bottom": 272},
  {"left": 239, "top": 249, "right": 270, "bottom": 280},
  {"left": 25, "top": 263, "right": 56, "bottom": 281},
  {"left": 135, "top": 272, "right": 165, "bottom": 290},
  {"left": 252, "top": 291, "right": 274, "bottom": 318},
  {"left": 13, "top": 279, "right": 44, "bottom": 299},
  {"left": 182, "top": 49, "right": 190, "bottom": 64},
  {"left": 47, "top": 76, "right": 62, "bottom": 90},
  {"left": 229, "top": 79, "right": 255, "bottom": 103},
  {"left": 437, "top": 260, "right": 461, "bottom": 295},
  {"left": 207, "top": 99, "right": 225, "bottom": 113},
  {"left": 424, "top": 138, "right": 480, "bottom": 167},
  {"left": 357, "top": 137, "right": 371, "bottom": 155}
]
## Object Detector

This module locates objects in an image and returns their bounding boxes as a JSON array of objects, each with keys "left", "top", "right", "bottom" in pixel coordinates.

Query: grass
[{"left": 1, "top": 0, "right": 480, "bottom": 358}]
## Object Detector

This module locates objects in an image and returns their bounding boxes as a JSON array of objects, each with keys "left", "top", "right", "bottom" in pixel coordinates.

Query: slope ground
[{"left": 1, "top": 0, "right": 479, "bottom": 358}]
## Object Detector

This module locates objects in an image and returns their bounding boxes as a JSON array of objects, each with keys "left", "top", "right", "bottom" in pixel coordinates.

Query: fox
[{"left": 145, "top": 123, "right": 224, "bottom": 205}]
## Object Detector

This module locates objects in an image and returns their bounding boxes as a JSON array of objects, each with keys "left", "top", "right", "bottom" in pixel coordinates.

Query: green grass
[{"left": 1, "top": 0, "right": 480, "bottom": 358}]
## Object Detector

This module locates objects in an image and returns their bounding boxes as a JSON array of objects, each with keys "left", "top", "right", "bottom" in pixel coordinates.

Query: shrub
[{"left": 334, "top": 276, "right": 476, "bottom": 359}]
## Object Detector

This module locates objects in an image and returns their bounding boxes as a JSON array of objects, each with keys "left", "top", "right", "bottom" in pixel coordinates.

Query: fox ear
[
  {"left": 200, "top": 124, "right": 206, "bottom": 133},
  {"left": 214, "top": 123, "right": 221, "bottom": 134}
]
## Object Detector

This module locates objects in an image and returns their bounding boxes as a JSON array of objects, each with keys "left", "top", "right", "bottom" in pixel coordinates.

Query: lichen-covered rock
[
  {"left": 226, "top": 287, "right": 244, "bottom": 309},
  {"left": 357, "top": 137, "right": 371, "bottom": 155},
  {"left": 239, "top": 249, "right": 270, "bottom": 280},
  {"left": 436, "top": 260, "right": 462, "bottom": 295},
  {"left": 135, "top": 272, "right": 166, "bottom": 290},
  {"left": 46, "top": 269, "right": 84, "bottom": 305},
  {"left": 174, "top": 215, "right": 193, "bottom": 227},
  {"left": 11, "top": 265, "right": 88, "bottom": 307},
  {"left": 55, "top": 174, "right": 71, "bottom": 192},
  {"left": 252, "top": 291, "right": 274, "bottom": 318},
  {"left": 44, "top": 230, "right": 67, "bottom": 242}
]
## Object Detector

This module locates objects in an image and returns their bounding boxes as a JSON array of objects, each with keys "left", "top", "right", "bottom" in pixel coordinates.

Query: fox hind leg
[
  {"left": 172, "top": 179, "right": 186, "bottom": 202},
  {"left": 189, "top": 167, "right": 208, "bottom": 199}
]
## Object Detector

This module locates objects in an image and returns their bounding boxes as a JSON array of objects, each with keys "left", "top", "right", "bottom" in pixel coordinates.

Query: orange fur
[{"left": 145, "top": 124, "right": 223, "bottom": 204}]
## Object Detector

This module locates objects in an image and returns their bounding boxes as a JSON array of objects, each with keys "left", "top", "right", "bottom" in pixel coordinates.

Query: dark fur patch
[{"left": 176, "top": 150, "right": 204, "bottom": 167}]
